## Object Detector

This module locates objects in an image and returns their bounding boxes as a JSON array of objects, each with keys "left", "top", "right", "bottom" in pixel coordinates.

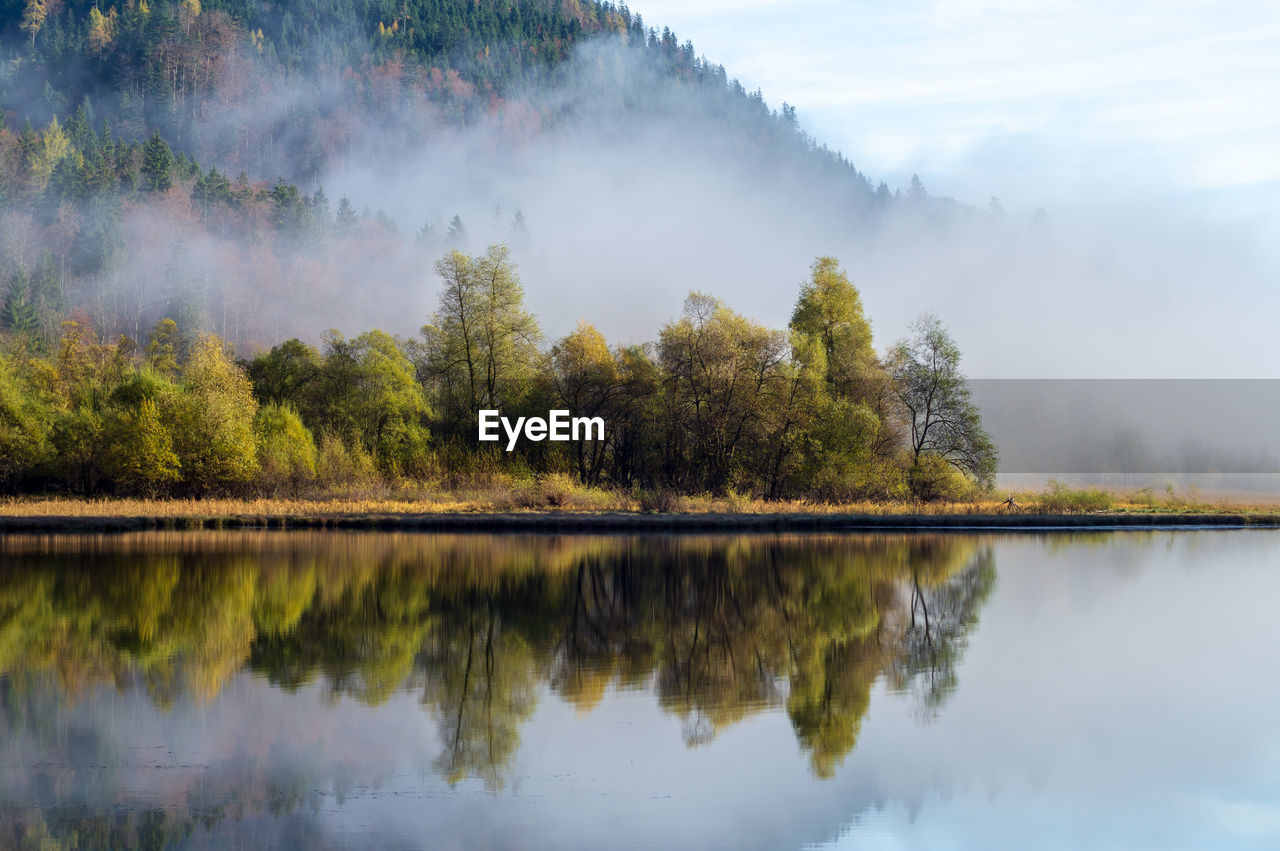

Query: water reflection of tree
[
  {"left": 420, "top": 600, "right": 538, "bottom": 790},
  {"left": 0, "top": 531, "right": 997, "bottom": 830},
  {"left": 888, "top": 547, "right": 997, "bottom": 720}
]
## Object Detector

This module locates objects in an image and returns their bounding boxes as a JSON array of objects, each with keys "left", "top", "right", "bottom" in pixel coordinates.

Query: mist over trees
[
  {"left": 0, "top": 0, "right": 983, "bottom": 353},
  {"left": 0, "top": 1, "right": 1001, "bottom": 500},
  {"left": 0, "top": 247, "right": 996, "bottom": 500}
]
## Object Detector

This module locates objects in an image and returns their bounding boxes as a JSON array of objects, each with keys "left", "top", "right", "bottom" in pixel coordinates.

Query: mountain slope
[{"left": 0, "top": 0, "right": 936, "bottom": 348}]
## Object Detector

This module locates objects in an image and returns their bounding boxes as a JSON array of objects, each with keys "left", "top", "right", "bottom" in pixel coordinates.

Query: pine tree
[
  {"left": 193, "top": 168, "right": 232, "bottom": 216},
  {"left": 2, "top": 272, "right": 38, "bottom": 336},
  {"left": 509, "top": 210, "right": 531, "bottom": 246},
  {"left": 269, "top": 181, "right": 316, "bottom": 247},
  {"left": 310, "top": 186, "right": 331, "bottom": 232},
  {"left": 446, "top": 214, "right": 468, "bottom": 247},
  {"left": 100, "top": 119, "right": 114, "bottom": 164},
  {"left": 141, "top": 132, "right": 174, "bottom": 193},
  {"left": 335, "top": 196, "right": 358, "bottom": 235},
  {"left": 17, "top": 121, "right": 38, "bottom": 173},
  {"left": 68, "top": 96, "right": 96, "bottom": 149}
]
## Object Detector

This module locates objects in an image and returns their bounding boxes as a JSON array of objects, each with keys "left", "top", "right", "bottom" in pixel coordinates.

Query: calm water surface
[{"left": 0, "top": 529, "right": 1276, "bottom": 849}]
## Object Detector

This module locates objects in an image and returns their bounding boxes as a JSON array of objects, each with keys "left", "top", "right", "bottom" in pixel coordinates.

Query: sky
[{"left": 634, "top": 0, "right": 1280, "bottom": 236}]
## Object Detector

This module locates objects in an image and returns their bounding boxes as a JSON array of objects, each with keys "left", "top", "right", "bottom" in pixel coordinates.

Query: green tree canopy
[
  {"left": 313, "top": 330, "right": 430, "bottom": 474},
  {"left": 170, "top": 334, "right": 260, "bottom": 490},
  {"left": 421, "top": 244, "right": 541, "bottom": 434},
  {"left": 657, "top": 292, "right": 787, "bottom": 493},
  {"left": 141, "top": 132, "right": 174, "bottom": 193},
  {"left": 789, "top": 256, "right": 879, "bottom": 401}
]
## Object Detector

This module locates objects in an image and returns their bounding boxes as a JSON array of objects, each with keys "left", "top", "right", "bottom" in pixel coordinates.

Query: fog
[
  {"left": 14, "top": 29, "right": 1272, "bottom": 376},
  {"left": 295, "top": 39, "right": 1279, "bottom": 378},
  {"left": 8, "top": 20, "right": 1278, "bottom": 475}
]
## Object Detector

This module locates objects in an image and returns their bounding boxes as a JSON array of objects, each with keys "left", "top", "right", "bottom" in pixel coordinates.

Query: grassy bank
[
  {"left": 0, "top": 509, "right": 1276, "bottom": 535},
  {"left": 1, "top": 481, "right": 1278, "bottom": 533}
]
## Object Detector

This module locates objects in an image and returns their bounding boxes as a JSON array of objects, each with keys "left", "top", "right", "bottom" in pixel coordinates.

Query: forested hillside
[
  {"left": 0, "top": 2, "right": 998, "bottom": 502},
  {"left": 0, "top": 0, "right": 904, "bottom": 347}
]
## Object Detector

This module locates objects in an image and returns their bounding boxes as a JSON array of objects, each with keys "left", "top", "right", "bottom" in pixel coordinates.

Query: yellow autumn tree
[
  {"left": 550, "top": 321, "right": 622, "bottom": 484},
  {"left": 169, "top": 335, "right": 260, "bottom": 491},
  {"left": 29, "top": 115, "right": 69, "bottom": 189},
  {"left": 20, "top": 0, "right": 46, "bottom": 47},
  {"left": 104, "top": 398, "right": 181, "bottom": 496},
  {"left": 87, "top": 7, "right": 117, "bottom": 53}
]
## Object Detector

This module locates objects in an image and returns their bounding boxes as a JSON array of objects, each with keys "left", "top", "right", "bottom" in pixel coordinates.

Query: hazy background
[
  {"left": 592, "top": 0, "right": 1280, "bottom": 377},
  {"left": 211, "top": 4, "right": 1280, "bottom": 480},
  {"left": 6, "top": 1, "right": 1276, "bottom": 481}
]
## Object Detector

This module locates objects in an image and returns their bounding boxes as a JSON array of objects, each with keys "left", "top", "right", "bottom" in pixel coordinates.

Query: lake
[{"left": 0, "top": 529, "right": 1276, "bottom": 849}]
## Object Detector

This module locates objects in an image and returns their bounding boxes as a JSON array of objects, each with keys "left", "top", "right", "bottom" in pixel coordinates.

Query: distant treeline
[{"left": 0, "top": 248, "right": 996, "bottom": 500}]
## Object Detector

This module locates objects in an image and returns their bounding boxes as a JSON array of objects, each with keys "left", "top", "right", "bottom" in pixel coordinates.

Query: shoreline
[{"left": 1, "top": 511, "right": 1278, "bottom": 534}]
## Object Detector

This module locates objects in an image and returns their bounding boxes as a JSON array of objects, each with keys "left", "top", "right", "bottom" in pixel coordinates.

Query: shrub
[
  {"left": 171, "top": 335, "right": 260, "bottom": 492},
  {"left": 908, "top": 454, "right": 973, "bottom": 502},
  {"left": 102, "top": 399, "right": 181, "bottom": 496},
  {"left": 315, "top": 433, "right": 381, "bottom": 492},
  {"left": 0, "top": 357, "right": 52, "bottom": 490},
  {"left": 255, "top": 403, "right": 317, "bottom": 493},
  {"left": 374, "top": 417, "right": 432, "bottom": 478},
  {"left": 1038, "top": 480, "right": 1113, "bottom": 513},
  {"left": 638, "top": 488, "right": 680, "bottom": 513}
]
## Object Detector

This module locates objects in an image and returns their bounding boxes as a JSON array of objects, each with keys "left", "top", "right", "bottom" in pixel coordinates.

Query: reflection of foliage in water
[
  {"left": 0, "top": 532, "right": 995, "bottom": 841},
  {"left": 888, "top": 547, "right": 997, "bottom": 721}
]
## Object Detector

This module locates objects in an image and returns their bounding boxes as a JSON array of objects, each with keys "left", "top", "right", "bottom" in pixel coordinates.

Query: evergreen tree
[
  {"left": 446, "top": 214, "right": 468, "bottom": 247},
  {"left": 310, "top": 186, "right": 331, "bottom": 233},
  {"left": 2, "top": 272, "right": 38, "bottom": 336},
  {"left": 415, "top": 221, "right": 434, "bottom": 246},
  {"left": 67, "top": 96, "right": 95, "bottom": 149},
  {"left": 16, "top": 121, "right": 38, "bottom": 173},
  {"left": 269, "top": 181, "right": 316, "bottom": 247},
  {"left": 509, "top": 210, "right": 531, "bottom": 246},
  {"left": 141, "top": 132, "right": 174, "bottom": 192},
  {"left": 193, "top": 168, "right": 233, "bottom": 217},
  {"left": 335, "top": 196, "right": 358, "bottom": 235}
]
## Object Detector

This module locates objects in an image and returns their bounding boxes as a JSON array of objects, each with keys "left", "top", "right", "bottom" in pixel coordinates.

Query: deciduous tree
[
  {"left": 887, "top": 314, "right": 997, "bottom": 495},
  {"left": 171, "top": 334, "right": 260, "bottom": 490},
  {"left": 421, "top": 244, "right": 541, "bottom": 433},
  {"left": 104, "top": 398, "right": 181, "bottom": 495}
]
